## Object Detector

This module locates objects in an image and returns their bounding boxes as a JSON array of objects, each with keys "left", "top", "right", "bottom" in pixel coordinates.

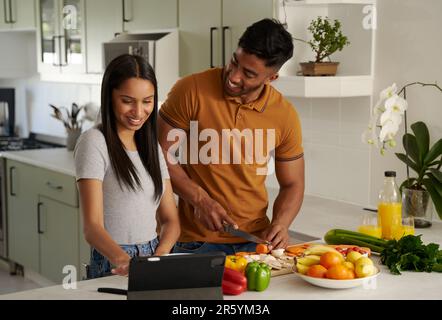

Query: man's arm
[
  {"left": 262, "top": 157, "right": 305, "bottom": 249},
  {"left": 157, "top": 116, "right": 237, "bottom": 231}
]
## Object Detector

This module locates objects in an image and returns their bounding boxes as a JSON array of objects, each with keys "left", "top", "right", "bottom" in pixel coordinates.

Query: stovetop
[{"left": 0, "top": 136, "right": 65, "bottom": 152}]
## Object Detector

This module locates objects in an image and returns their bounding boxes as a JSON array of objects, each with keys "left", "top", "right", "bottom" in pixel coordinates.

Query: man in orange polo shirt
[{"left": 158, "top": 19, "right": 304, "bottom": 255}]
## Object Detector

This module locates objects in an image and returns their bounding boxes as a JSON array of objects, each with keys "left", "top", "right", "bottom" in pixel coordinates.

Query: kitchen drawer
[{"left": 36, "top": 168, "right": 78, "bottom": 208}]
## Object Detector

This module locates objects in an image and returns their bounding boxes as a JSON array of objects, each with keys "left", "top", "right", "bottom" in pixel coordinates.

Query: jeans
[
  {"left": 87, "top": 237, "right": 159, "bottom": 279},
  {"left": 172, "top": 241, "right": 257, "bottom": 256}
]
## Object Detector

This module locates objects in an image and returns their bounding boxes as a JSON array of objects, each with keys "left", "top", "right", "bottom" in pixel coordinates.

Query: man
[{"left": 158, "top": 19, "right": 304, "bottom": 255}]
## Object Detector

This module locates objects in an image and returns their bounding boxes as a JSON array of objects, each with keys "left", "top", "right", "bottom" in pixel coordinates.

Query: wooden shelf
[
  {"left": 273, "top": 75, "right": 373, "bottom": 98},
  {"left": 284, "top": 0, "right": 376, "bottom": 5}
]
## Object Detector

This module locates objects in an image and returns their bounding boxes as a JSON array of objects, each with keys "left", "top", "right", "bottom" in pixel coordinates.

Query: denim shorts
[
  {"left": 172, "top": 241, "right": 257, "bottom": 256},
  {"left": 87, "top": 237, "right": 159, "bottom": 279}
]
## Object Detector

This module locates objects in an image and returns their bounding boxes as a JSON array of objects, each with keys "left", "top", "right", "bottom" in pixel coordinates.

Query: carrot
[{"left": 256, "top": 244, "right": 270, "bottom": 254}]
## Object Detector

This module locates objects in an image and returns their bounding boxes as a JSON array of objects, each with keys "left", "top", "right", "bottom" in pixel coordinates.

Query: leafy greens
[{"left": 380, "top": 235, "right": 442, "bottom": 275}]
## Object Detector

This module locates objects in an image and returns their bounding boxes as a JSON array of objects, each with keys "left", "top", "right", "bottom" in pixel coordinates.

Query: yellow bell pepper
[{"left": 225, "top": 255, "right": 248, "bottom": 274}]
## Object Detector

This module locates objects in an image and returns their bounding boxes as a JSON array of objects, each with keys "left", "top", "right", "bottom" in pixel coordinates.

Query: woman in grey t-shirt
[{"left": 74, "top": 54, "right": 180, "bottom": 279}]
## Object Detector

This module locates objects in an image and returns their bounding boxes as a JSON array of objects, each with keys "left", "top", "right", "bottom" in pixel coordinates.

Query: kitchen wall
[
  {"left": 369, "top": 0, "right": 442, "bottom": 209},
  {"left": 1, "top": 0, "right": 441, "bottom": 215},
  {"left": 0, "top": 77, "right": 100, "bottom": 139},
  {"left": 267, "top": 0, "right": 442, "bottom": 216}
]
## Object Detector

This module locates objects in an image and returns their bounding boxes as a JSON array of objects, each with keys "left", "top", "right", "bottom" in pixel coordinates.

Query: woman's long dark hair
[{"left": 100, "top": 54, "right": 162, "bottom": 201}]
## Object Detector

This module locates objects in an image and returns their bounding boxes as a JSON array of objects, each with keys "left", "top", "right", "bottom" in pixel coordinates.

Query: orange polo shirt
[{"left": 160, "top": 68, "right": 303, "bottom": 243}]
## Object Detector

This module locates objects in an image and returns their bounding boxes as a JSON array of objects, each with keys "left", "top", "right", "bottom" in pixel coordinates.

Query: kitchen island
[{"left": 0, "top": 252, "right": 441, "bottom": 300}]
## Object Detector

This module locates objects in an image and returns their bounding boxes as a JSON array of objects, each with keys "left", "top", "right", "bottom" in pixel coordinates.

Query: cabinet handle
[
  {"left": 210, "top": 27, "right": 218, "bottom": 68},
  {"left": 62, "top": 35, "right": 69, "bottom": 67},
  {"left": 46, "top": 181, "right": 63, "bottom": 191},
  {"left": 122, "top": 0, "right": 132, "bottom": 23},
  {"left": 37, "top": 202, "right": 44, "bottom": 234},
  {"left": 3, "top": 0, "right": 10, "bottom": 23},
  {"left": 9, "top": 166, "right": 16, "bottom": 196},
  {"left": 8, "top": 0, "right": 15, "bottom": 24},
  {"left": 222, "top": 26, "right": 231, "bottom": 66},
  {"left": 52, "top": 36, "right": 60, "bottom": 67}
]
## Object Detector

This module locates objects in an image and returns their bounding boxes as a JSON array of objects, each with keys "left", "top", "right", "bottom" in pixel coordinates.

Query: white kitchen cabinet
[
  {"left": 0, "top": 0, "right": 36, "bottom": 31},
  {"left": 123, "top": 0, "right": 177, "bottom": 32},
  {"left": 37, "top": 0, "right": 87, "bottom": 75},
  {"left": 179, "top": 0, "right": 275, "bottom": 77},
  {"left": 85, "top": 0, "right": 123, "bottom": 74}
]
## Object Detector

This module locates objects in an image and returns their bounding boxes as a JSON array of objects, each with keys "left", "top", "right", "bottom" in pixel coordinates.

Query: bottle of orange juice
[{"left": 378, "top": 171, "right": 402, "bottom": 240}]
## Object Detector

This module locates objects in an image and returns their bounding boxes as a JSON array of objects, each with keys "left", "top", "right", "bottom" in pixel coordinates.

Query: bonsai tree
[
  {"left": 295, "top": 16, "right": 350, "bottom": 63},
  {"left": 396, "top": 121, "right": 442, "bottom": 219}
]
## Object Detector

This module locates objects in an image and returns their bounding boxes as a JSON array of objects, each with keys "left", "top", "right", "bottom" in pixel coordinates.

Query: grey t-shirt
[{"left": 74, "top": 128, "right": 170, "bottom": 245}]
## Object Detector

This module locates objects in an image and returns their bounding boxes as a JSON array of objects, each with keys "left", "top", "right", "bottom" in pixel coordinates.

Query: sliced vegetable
[{"left": 245, "top": 262, "right": 271, "bottom": 292}]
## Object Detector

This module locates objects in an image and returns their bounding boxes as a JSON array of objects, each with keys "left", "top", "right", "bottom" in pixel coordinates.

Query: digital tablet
[{"left": 127, "top": 252, "right": 226, "bottom": 300}]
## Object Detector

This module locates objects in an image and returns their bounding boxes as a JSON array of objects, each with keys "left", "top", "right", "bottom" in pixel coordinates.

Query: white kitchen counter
[
  {"left": 0, "top": 148, "right": 75, "bottom": 176},
  {"left": 0, "top": 162, "right": 440, "bottom": 299},
  {"left": 1, "top": 194, "right": 441, "bottom": 300},
  {"left": 0, "top": 254, "right": 440, "bottom": 300}
]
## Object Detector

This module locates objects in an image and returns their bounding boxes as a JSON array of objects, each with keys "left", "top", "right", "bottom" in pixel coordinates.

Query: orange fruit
[
  {"left": 326, "top": 264, "right": 354, "bottom": 280},
  {"left": 320, "top": 252, "right": 344, "bottom": 269},
  {"left": 256, "top": 244, "right": 269, "bottom": 254},
  {"left": 306, "top": 265, "right": 328, "bottom": 278}
]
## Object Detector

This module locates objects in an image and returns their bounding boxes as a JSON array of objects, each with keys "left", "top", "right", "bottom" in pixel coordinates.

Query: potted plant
[
  {"left": 362, "top": 82, "right": 442, "bottom": 227},
  {"left": 294, "top": 16, "right": 350, "bottom": 76},
  {"left": 395, "top": 121, "right": 442, "bottom": 228},
  {"left": 49, "top": 102, "right": 99, "bottom": 151}
]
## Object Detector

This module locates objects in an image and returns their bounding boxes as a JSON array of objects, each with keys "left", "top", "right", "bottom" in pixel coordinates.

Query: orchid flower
[{"left": 362, "top": 83, "right": 407, "bottom": 154}]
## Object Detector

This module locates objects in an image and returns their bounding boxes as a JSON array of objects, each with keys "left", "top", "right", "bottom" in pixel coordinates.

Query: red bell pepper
[{"left": 222, "top": 267, "right": 247, "bottom": 295}]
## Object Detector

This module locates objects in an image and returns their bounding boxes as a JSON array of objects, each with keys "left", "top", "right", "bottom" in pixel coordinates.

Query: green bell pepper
[{"left": 245, "top": 262, "right": 271, "bottom": 292}]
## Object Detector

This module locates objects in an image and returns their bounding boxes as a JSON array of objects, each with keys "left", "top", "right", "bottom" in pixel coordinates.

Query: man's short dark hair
[{"left": 238, "top": 18, "right": 294, "bottom": 70}]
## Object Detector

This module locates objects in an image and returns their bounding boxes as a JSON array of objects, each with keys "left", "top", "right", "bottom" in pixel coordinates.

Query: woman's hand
[{"left": 111, "top": 255, "right": 131, "bottom": 277}]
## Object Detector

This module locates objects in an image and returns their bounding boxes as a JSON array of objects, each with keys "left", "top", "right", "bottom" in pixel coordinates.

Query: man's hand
[
  {"left": 262, "top": 224, "right": 290, "bottom": 250},
  {"left": 194, "top": 194, "right": 237, "bottom": 232}
]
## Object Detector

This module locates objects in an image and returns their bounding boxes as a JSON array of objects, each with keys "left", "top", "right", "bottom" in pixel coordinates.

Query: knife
[{"left": 223, "top": 224, "right": 271, "bottom": 245}]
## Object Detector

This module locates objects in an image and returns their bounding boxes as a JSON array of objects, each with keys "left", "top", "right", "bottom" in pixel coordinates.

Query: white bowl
[{"left": 295, "top": 268, "right": 380, "bottom": 289}]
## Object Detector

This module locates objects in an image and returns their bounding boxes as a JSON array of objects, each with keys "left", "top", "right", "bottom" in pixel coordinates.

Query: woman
[{"left": 74, "top": 54, "right": 180, "bottom": 278}]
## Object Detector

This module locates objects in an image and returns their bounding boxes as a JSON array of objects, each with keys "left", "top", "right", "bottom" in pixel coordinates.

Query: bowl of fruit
[{"left": 294, "top": 245, "right": 380, "bottom": 289}]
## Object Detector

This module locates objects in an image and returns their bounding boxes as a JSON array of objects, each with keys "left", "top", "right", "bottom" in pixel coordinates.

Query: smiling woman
[{"left": 73, "top": 54, "right": 180, "bottom": 279}]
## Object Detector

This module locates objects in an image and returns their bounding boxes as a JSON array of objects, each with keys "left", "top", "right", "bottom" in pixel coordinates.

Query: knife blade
[{"left": 223, "top": 224, "right": 271, "bottom": 245}]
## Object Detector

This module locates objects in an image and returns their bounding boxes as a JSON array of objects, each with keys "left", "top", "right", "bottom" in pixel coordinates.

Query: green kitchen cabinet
[
  {"left": 122, "top": 0, "right": 177, "bottom": 32},
  {"left": 0, "top": 0, "right": 36, "bottom": 30},
  {"left": 6, "top": 159, "right": 89, "bottom": 284},
  {"left": 178, "top": 0, "right": 274, "bottom": 77},
  {"left": 38, "top": 196, "right": 79, "bottom": 284},
  {"left": 6, "top": 161, "right": 40, "bottom": 272}
]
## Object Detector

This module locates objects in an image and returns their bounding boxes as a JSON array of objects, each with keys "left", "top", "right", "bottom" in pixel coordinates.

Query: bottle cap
[{"left": 385, "top": 171, "right": 396, "bottom": 177}]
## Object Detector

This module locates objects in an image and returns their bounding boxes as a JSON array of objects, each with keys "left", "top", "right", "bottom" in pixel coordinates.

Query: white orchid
[
  {"left": 362, "top": 83, "right": 407, "bottom": 154},
  {"left": 380, "top": 83, "right": 398, "bottom": 101}
]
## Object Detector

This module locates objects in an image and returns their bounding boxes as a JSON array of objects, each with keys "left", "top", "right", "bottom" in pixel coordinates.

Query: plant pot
[
  {"left": 299, "top": 62, "right": 339, "bottom": 76},
  {"left": 402, "top": 188, "right": 433, "bottom": 228},
  {"left": 66, "top": 128, "right": 82, "bottom": 151}
]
